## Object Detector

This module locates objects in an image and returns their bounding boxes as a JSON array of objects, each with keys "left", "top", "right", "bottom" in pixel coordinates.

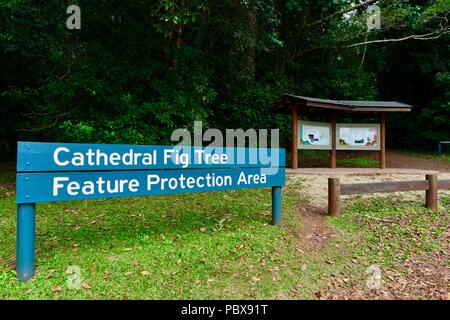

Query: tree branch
[
  {"left": 346, "top": 27, "right": 450, "bottom": 48},
  {"left": 300, "top": 27, "right": 449, "bottom": 55}
]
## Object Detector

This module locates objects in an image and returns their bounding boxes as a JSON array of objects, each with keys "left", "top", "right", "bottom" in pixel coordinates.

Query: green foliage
[
  {"left": 421, "top": 72, "right": 450, "bottom": 142},
  {"left": 337, "top": 157, "right": 379, "bottom": 168},
  {"left": 0, "top": 0, "right": 449, "bottom": 157}
]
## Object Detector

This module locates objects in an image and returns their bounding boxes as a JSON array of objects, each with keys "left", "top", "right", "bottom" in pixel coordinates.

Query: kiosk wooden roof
[
  {"left": 268, "top": 94, "right": 412, "bottom": 114},
  {"left": 268, "top": 94, "right": 413, "bottom": 169}
]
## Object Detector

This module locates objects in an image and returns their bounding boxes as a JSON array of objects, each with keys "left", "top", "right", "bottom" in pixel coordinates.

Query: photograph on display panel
[
  {"left": 298, "top": 121, "right": 332, "bottom": 150},
  {"left": 337, "top": 123, "right": 381, "bottom": 151}
]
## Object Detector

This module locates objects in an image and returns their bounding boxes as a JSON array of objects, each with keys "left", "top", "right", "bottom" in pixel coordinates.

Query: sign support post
[
  {"left": 17, "top": 203, "right": 36, "bottom": 282},
  {"left": 271, "top": 186, "right": 282, "bottom": 226}
]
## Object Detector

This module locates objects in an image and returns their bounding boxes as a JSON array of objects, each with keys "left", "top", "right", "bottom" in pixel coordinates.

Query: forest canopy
[{"left": 1, "top": 0, "right": 449, "bottom": 158}]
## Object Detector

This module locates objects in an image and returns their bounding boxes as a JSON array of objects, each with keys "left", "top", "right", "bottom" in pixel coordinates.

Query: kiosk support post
[
  {"left": 331, "top": 114, "right": 337, "bottom": 169},
  {"left": 292, "top": 107, "right": 298, "bottom": 169},
  {"left": 380, "top": 112, "right": 386, "bottom": 169}
]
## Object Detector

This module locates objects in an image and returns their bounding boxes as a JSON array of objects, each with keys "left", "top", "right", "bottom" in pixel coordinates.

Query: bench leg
[
  {"left": 426, "top": 174, "right": 438, "bottom": 210},
  {"left": 328, "top": 178, "right": 341, "bottom": 216},
  {"left": 272, "top": 186, "right": 282, "bottom": 226}
]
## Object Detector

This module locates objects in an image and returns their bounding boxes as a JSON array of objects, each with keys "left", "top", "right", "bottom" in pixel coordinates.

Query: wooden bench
[{"left": 328, "top": 174, "right": 450, "bottom": 216}]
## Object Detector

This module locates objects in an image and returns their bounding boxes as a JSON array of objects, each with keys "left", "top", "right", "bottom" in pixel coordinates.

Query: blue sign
[
  {"left": 15, "top": 141, "right": 286, "bottom": 282},
  {"left": 17, "top": 142, "right": 284, "bottom": 172},
  {"left": 17, "top": 168, "right": 284, "bottom": 203}
]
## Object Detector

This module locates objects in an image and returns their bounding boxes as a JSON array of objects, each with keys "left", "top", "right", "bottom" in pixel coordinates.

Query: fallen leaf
[
  {"left": 291, "top": 286, "right": 302, "bottom": 295},
  {"left": 81, "top": 282, "right": 92, "bottom": 290},
  {"left": 272, "top": 276, "right": 281, "bottom": 282}
]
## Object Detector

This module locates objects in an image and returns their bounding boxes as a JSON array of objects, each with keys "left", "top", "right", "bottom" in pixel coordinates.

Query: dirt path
[
  {"left": 295, "top": 204, "right": 335, "bottom": 253},
  {"left": 387, "top": 150, "right": 450, "bottom": 172}
]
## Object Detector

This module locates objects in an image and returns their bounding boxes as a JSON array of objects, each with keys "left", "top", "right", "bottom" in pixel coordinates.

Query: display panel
[
  {"left": 298, "top": 121, "right": 332, "bottom": 150},
  {"left": 336, "top": 123, "right": 381, "bottom": 151}
]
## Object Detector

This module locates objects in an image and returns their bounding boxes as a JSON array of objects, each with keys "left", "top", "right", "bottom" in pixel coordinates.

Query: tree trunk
[{"left": 244, "top": 3, "right": 257, "bottom": 80}]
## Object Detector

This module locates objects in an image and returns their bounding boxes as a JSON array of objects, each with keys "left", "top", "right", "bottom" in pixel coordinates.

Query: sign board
[
  {"left": 336, "top": 123, "right": 381, "bottom": 151},
  {"left": 16, "top": 142, "right": 285, "bottom": 203},
  {"left": 15, "top": 142, "right": 286, "bottom": 281},
  {"left": 298, "top": 121, "right": 332, "bottom": 150}
]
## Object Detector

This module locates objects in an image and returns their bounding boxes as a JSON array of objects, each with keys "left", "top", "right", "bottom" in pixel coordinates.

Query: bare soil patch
[
  {"left": 295, "top": 204, "right": 335, "bottom": 253},
  {"left": 322, "top": 236, "right": 449, "bottom": 300},
  {"left": 387, "top": 150, "right": 450, "bottom": 173},
  {"left": 0, "top": 183, "right": 15, "bottom": 198}
]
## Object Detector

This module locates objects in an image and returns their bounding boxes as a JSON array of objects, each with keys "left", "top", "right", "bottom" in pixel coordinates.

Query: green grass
[
  {"left": 289, "top": 150, "right": 380, "bottom": 168},
  {"left": 0, "top": 176, "right": 349, "bottom": 299},
  {"left": 288, "top": 150, "right": 330, "bottom": 167},
  {"left": 331, "top": 195, "right": 449, "bottom": 268},
  {"left": 297, "top": 150, "right": 330, "bottom": 161},
  {"left": 1, "top": 164, "right": 448, "bottom": 299},
  {"left": 336, "top": 157, "right": 379, "bottom": 168}
]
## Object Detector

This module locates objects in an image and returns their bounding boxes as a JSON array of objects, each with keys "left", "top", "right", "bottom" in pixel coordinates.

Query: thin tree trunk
[{"left": 245, "top": 4, "right": 257, "bottom": 80}]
